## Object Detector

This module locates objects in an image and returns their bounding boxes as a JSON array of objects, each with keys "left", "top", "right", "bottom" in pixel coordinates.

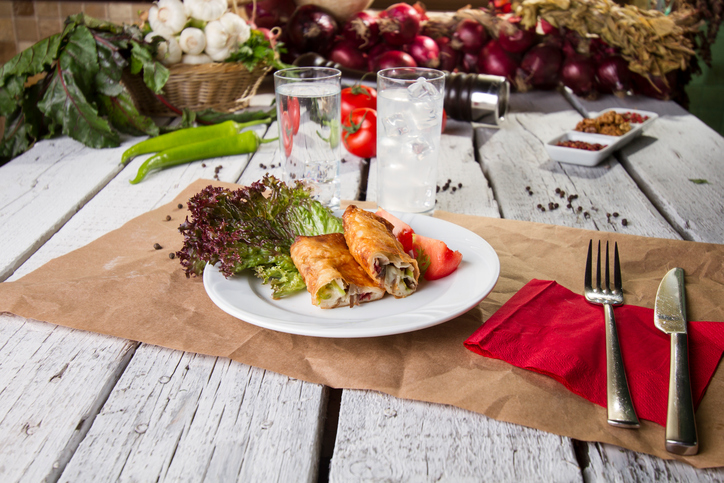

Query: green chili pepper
[
  {"left": 121, "top": 119, "right": 271, "bottom": 165},
  {"left": 129, "top": 131, "right": 277, "bottom": 184}
]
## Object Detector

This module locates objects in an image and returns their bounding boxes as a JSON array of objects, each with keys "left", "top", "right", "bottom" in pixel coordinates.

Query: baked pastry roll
[
  {"left": 342, "top": 205, "right": 420, "bottom": 298},
  {"left": 290, "top": 233, "right": 385, "bottom": 309}
]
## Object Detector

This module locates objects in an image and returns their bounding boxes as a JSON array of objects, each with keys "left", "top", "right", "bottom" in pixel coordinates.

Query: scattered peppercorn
[
  {"left": 436, "top": 185, "right": 440, "bottom": 193},
  {"left": 177, "top": 203, "right": 183, "bottom": 209},
  {"left": 613, "top": 212, "right": 619, "bottom": 217},
  {"left": 621, "top": 218, "right": 628, "bottom": 226},
  {"left": 577, "top": 206, "right": 583, "bottom": 212},
  {"left": 555, "top": 188, "right": 560, "bottom": 193},
  {"left": 168, "top": 252, "right": 175, "bottom": 259},
  {"left": 201, "top": 163, "right": 206, "bottom": 168},
  {"left": 584, "top": 211, "right": 590, "bottom": 218},
  {"left": 458, "top": 183, "right": 462, "bottom": 188},
  {"left": 537, "top": 204, "right": 543, "bottom": 209},
  {"left": 451, "top": 187, "right": 457, "bottom": 192},
  {"left": 153, "top": 243, "right": 162, "bottom": 250},
  {"left": 165, "top": 215, "right": 171, "bottom": 221},
  {"left": 566, "top": 203, "right": 572, "bottom": 209}
]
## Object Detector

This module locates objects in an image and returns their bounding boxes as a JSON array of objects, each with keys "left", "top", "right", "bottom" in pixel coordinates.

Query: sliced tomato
[
  {"left": 375, "top": 208, "right": 415, "bottom": 253},
  {"left": 287, "top": 96, "right": 300, "bottom": 135},
  {"left": 281, "top": 111, "right": 293, "bottom": 157},
  {"left": 412, "top": 234, "right": 463, "bottom": 280},
  {"left": 341, "top": 85, "right": 377, "bottom": 124},
  {"left": 441, "top": 108, "right": 447, "bottom": 133},
  {"left": 342, "top": 107, "right": 376, "bottom": 159}
]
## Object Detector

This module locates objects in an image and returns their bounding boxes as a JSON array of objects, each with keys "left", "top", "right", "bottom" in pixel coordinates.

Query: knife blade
[{"left": 654, "top": 267, "right": 698, "bottom": 455}]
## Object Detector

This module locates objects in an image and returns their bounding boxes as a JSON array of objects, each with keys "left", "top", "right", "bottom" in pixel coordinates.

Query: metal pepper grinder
[{"left": 292, "top": 53, "right": 509, "bottom": 125}]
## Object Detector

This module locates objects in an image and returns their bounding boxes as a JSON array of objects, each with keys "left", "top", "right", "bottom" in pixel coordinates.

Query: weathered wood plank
[
  {"left": 60, "top": 345, "right": 326, "bottom": 483},
  {"left": 571, "top": 94, "right": 724, "bottom": 244},
  {"left": 330, "top": 390, "right": 582, "bottom": 482},
  {"left": 330, "top": 106, "right": 580, "bottom": 482},
  {"left": 0, "top": 313, "right": 137, "bottom": 483},
  {"left": 479, "top": 91, "right": 724, "bottom": 480},
  {"left": 2, "top": 111, "right": 327, "bottom": 481},
  {"left": 0, "top": 137, "right": 134, "bottom": 282}
]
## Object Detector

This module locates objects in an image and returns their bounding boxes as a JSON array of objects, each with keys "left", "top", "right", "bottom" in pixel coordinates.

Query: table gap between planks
[{"left": 0, "top": 89, "right": 722, "bottom": 482}]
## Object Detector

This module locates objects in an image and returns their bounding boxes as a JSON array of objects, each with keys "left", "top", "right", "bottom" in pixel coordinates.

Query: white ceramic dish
[
  {"left": 203, "top": 213, "right": 500, "bottom": 338},
  {"left": 545, "top": 108, "right": 658, "bottom": 167}
]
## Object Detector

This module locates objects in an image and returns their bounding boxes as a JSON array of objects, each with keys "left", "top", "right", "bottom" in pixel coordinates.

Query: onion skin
[
  {"left": 341, "top": 11, "right": 379, "bottom": 50},
  {"left": 436, "top": 36, "right": 460, "bottom": 72},
  {"left": 329, "top": 40, "right": 368, "bottom": 71},
  {"left": 561, "top": 56, "right": 598, "bottom": 97},
  {"left": 406, "top": 35, "right": 440, "bottom": 68},
  {"left": 478, "top": 40, "right": 519, "bottom": 81},
  {"left": 498, "top": 23, "right": 536, "bottom": 54},
  {"left": 378, "top": 3, "right": 420, "bottom": 46},
  {"left": 371, "top": 50, "right": 417, "bottom": 71},
  {"left": 520, "top": 44, "right": 562, "bottom": 89},
  {"left": 596, "top": 56, "right": 632, "bottom": 97},
  {"left": 462, "top": 52, "right": 479, "bottom": 73},
  {"left": 287, "top": 4, "right": 339, "bottom": 55},
  {"left": 453, "top": 19, "right": 487, "bottom": 54}
]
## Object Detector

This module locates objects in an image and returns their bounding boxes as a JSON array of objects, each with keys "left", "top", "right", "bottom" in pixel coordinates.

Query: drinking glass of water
[
  {"left": 274, "top": 67, "right": 342, "bottom": 209},
  {"left": 376, "top": 68, "right": 445, "bottom": 215}
]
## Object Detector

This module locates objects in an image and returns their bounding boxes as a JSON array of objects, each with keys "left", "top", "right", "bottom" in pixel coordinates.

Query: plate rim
[{"left": 203, "top": 213, "right": 500, "bottom": 338}]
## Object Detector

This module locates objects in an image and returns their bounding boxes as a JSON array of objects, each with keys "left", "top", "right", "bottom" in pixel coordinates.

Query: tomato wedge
[
  {"left": 287, "top": 96, "right": 300, "bottom": 135},
  {"left": 281, "top": 111, "right": 293, "bottom": 157}
]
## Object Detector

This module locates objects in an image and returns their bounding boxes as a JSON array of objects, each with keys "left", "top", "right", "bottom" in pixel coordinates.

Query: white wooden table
[{"left": 1, "top": 87, "right": 723, "bottom": 482}]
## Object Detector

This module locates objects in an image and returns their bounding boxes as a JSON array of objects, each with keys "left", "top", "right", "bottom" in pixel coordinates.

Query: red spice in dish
[
  {"left": 556, "top": 140, "right": 606, "bottom": 151},
  {"left": 620, "top": 111, "right": 650, "bottom": 123}
]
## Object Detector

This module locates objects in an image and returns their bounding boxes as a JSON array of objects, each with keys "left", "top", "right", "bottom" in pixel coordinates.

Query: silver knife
[{"left": 654, "top": 267, "right": 699, "bottom": 455}]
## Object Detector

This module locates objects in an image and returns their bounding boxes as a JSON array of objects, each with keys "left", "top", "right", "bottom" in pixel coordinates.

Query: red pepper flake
[
  {"left": 621, "top": 112, "right": 649, "bottom": 123},
  {"left": 557, "top": 140, "right": 606, "bottom": 151}
]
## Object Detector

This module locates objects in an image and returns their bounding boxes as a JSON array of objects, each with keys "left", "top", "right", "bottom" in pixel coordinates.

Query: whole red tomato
[
  {"left": 281, "top": 111, "right": 293, "bottom": 157},
  {"left": 342, "top": 108, "right": 376, "bottom": 159},
  {"left": 341, "top": 85, "right": 377, "bottom": 124},
  {"left": 287, "top": 96, "right": 300, "bottom": 135}
]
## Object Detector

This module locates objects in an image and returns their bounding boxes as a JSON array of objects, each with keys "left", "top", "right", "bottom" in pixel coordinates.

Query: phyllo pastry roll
[
  {"left": 290, "top": 233, "right": 385, "bottom": 309},
  {"left": 342, "top": 205, "right": 420, "bottom": 298}
]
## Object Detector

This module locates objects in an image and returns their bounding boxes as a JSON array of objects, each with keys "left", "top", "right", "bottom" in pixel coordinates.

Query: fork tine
[
  {"left": 614, "top": 242, "right": 622, "bottom": 291},
  {"left": 585, "top": 240, "right": 593, "bottom": 289},
  {"left": 605, "top": 241, "right": 611, "bottom": 291},
  {"left": 596, "top": 241, "right": 602, "bottom": 290}
]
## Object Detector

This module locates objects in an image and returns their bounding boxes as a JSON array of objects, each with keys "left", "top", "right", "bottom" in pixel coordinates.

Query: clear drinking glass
[
  {"left": 376, "top": 67, "right": 445, "bottom": 215},
  {"left": 274, "top": 67, "right": 342, "bottom": 209}
]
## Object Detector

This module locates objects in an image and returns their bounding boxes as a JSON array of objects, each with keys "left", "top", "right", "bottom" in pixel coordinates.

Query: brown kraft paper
[{"left": 1, "top": 179, "right": 723, "bottom": 468}]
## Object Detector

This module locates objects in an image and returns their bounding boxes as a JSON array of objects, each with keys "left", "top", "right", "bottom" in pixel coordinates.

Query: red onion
[
  {"left": 367, "top": 42, "right": 393, "bottom": 71},
  {"left": 406, "top": 35, "right": 440, "bottom": 68},
  {"left": 596, "top": 56, "right": 632, "bottom": 96},
  {"left": 244, "top": 0, "right": 295, "bottom": 29},
  {"left": 453, "top": 19, "right": 487, "bottom": 54},
  {"left": 436, "top": 37, "right": 460, "bottom": 72},
  {"left": 371, "top": 50, "right": 417, "bottom": 71},
  {"left": 538, "top": 18, "right": 558, "bottom": 36},
  {"left": 329, "top": 40, "right": 368, "bottom": 71},
  {"left": 498, "top": 22, "right": 536, "bottom": 54},
  {"left": 378, "top": 3, "right": 420, "bottom": 46},
  {"left": 478, "top": 40, "right": 519, "bottom": 81},
  {"left": 341, "top": 11, "right": 379, "bottom": 50},
  {"left": 561, "top": 56, "right": 597, "bottom": 97},
  {"left": 520, "top": 44, "right": 562, "bottom": 89},
  {"left": 287, "top": 5, "right": 338, "bottom": 55},
  {"left": 632, "top": 71, "right": 677, "bottom": 100},
  {"left": 462, "top": 52, "right": 478, "bottom": 73}
]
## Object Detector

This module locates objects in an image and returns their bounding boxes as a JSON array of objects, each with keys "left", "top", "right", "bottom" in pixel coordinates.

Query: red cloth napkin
[{"left": 464, "top": 279, "right": 724, "bottom": 426}]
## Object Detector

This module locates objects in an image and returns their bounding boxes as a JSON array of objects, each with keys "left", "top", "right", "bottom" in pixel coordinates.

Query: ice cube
[
  {"left": 410, "top": 137, "right": 433, "bottom": 160},
  {"left": 407, "top": 77, "right": 439, "bottom": 100},
  {"left": 383, "top": 113, "right": 409, "bottom": 137}
]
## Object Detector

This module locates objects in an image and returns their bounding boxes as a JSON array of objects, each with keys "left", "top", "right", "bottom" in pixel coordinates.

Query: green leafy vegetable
[
  {"left": 689, "top": 178, "right": 709, "bottom": 184},
  {"left": 177, "top": 175, "right": 344, "bottom": 298},
  {"left": 226, "top": 29, "right": 289, "bottom": 71}
]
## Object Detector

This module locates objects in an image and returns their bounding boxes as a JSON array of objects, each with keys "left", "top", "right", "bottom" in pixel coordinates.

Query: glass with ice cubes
[
  {"left": 274, "top": 67, "right": 342, "bottom": 209},
  {"left": 376, "top": 68, "right": 445, "bottom": 214}
]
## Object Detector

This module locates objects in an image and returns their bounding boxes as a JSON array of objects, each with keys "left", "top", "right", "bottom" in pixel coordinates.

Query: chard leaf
[
  {"left": 0, "top": 75, "right": 25, "bottom": 117},
  {"left": 98, "top": 90, "right": 159, "bottom": 137},
  {"left": 92, "top": 30, "right": 129, "bottom": 96},
  {"left": 130, "top": 40, "right": 169, "bottom": 93},
  {"left": 0, "top": 33, "right": 63, "bottom": 88},
  {"left": 0, "top": 108, "right": 33, "bottom": 163}
]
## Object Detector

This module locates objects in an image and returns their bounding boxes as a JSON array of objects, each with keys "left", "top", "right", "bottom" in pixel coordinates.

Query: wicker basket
[{"left": 122, "top": 61, "right": 271, "bottom": 117}]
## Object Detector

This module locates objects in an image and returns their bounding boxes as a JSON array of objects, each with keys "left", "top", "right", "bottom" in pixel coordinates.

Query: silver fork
[{"left": 584, "top": 240, "right": 640, "bottom": 428}]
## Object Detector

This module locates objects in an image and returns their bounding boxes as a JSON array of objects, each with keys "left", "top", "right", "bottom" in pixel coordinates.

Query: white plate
[
  {"left": 545, "top": 108, "right": 658, "bottom": 166},
  {"left": 203, "top": 213, "right": 500, "bottom": 338}
]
